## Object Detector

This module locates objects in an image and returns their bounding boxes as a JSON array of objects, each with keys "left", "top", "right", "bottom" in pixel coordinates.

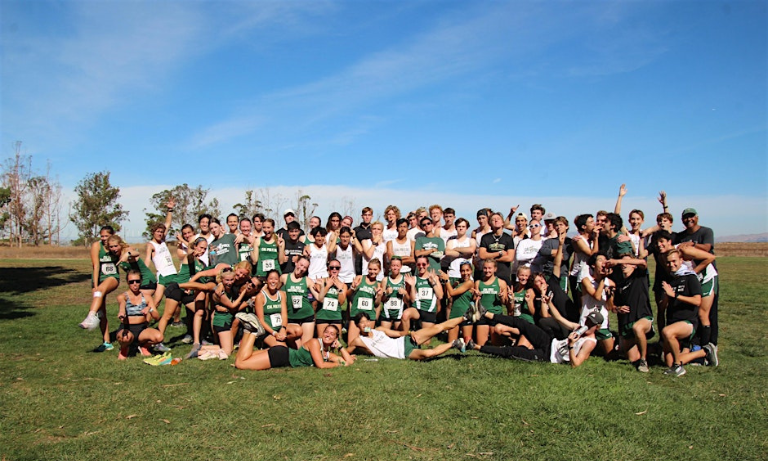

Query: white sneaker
[{"left": 79, "top": 312, "right": 100, "bottom": 330}]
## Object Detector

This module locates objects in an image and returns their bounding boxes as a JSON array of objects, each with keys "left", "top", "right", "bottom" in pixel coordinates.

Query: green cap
[{"left": 681, "top": 208, "right": 697, "bottom": 217}]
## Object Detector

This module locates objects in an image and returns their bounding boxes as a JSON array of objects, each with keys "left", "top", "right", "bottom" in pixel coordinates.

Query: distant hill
[{"left": 716, "top": 233, "right": 768, "bottom": 243}]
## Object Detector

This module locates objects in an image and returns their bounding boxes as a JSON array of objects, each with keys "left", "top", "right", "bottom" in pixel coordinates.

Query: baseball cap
[
  {"left": 543, "top": 212, "right": 556, "bottom": 221},
  {"left": 585, "top": 311, "right": 604, "bottom": 326},
  {"left": 681, "top": 208, "right": 697, "bottom": 217},
  {"left": 283, "top": 208, "right": 296, "bottom": 217}
]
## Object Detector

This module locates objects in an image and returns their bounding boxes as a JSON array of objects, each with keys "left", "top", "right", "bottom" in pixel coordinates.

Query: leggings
[{"left": 480, "top": 315, "right": 552, "bottom": 362}]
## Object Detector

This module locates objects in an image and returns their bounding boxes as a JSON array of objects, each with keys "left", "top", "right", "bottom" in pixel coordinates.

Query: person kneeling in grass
[
  {"left": 347, "top": 312, "right": 470, "bottom": 360},
  {"left": 467, "top": 302, "right": 603, "bottom": 368},
  {"left": 660, "top": 249, "right": 702, "bottom": 377},
  {"left": 234, "top": 314, "right": 354, "bottom": 370}
]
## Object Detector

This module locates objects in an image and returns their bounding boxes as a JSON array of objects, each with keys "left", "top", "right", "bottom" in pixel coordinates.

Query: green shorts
[
  {"left": 621, "top": 316, "right": 655, "bottom": 340},
  {"left": 596, "top": 328, "right": 613, "bottom": 341},
  {"left": 158, "top": 274, "right": 179, "bottom": 286},
  {"left": 403, "top": 335, "right": 419, "bottom": 359},
  {"left": 701, "top": 276, "right": 718, "bottom": 297}
]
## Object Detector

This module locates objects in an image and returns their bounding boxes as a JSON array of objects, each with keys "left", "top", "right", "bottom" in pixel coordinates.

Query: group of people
[{"left": 79, "top": 185, "right": 720, "bottom": 376}]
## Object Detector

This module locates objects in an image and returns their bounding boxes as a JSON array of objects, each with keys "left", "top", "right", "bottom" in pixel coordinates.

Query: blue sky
[{"left": 2, "top": 0, "right": 766, "bottom": 241}]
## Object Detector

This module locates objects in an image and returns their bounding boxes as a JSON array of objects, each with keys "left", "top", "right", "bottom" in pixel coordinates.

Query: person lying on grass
[
  {"left": 466, "top": 303, "right": 603, "bottom": 368},
  {"left": 116, "top": 270, "right": 163, "bottom": 360},
  {"left": 346, "top": 311, "right": 469, "bottom": 361},
  {"left": 234, "top": 314, "right": 355, "bottom": 370}
]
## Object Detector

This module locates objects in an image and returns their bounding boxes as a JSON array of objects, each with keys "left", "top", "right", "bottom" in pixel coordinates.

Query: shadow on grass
[{"left": 0, "top": 266, "right": 91, "bottom": 320}]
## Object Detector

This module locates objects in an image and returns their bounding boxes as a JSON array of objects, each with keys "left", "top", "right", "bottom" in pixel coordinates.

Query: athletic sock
[{"left": 700, "top": 325, "right": 711, "bottom": 345}]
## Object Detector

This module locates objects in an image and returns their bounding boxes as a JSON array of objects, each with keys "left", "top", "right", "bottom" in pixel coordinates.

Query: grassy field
[{"left": 0, "top": 257, "right": 766, "bottom": 461}]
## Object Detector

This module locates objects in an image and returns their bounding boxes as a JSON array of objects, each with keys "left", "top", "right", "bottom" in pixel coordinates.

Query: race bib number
[
  {"left": 262, "top": 259, "right": 275, "bottom": 271},
  {"left": 387, "top": 297, "right": 403, "bottom": 311},
  {"left": 291, "top": 296, "right": 302, "bottom": 310},
  {"left": 101, "top": 263, "right": 117, "bottom": 275},
  {"left": 323, "top": 298, "right": 339, "bottom": 311},
  {"left": 163, "top": 254, "right": 174, "bottom": 266},
  {"left": 418, "top": 287, "right": 433, "bottom": 301},
  {"left": 240, "top": 252, "right": 250, "bottom": 262},
  {"left": 270, "top": 313, "right": 283, "bottom": 327},
  {"left": 357, "top": 298, "right": 373, "bottom": 311}
]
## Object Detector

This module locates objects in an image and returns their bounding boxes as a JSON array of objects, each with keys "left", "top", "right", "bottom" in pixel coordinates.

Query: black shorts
[
  {"left": 118, "top": 322, "right": 147, "bottom": 343},
  {"left": 164, "top": 283, "right": 195, "bottom": 304},
  {"left": 417, "top": 309, "right": 437, "bottom": 324},
  {"left": 315, "top": 318, "right": 342, "bottom": 325},
  {"left": 288, "top": 315, "right": 315, "bottom": 325},
  {"left": 268, "top": 345, "right": 290, "bottom": 368},
  {"left": 213, "top": 323, "right": 232, "bottom": 334}
]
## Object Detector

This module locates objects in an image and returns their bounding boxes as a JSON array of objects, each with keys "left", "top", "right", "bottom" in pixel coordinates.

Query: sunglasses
[
  {"left": 329, "top": 266, "right": 341, "bottom": 270},
  {"left": 128, "top": 280, "right": 141, "bottom": 285},
  {"left": 529, "top": 224, "right": 541, "bottom": 228}
]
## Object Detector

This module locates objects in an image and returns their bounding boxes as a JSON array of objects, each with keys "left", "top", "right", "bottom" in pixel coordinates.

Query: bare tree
[
  {"left": 295, "top": 189, "right": 318, "bottom": 230},
  {"left": 2, "top": 142, "right": 32, "bottom": 247},
  {"left": 254, "top": 187, "right": 288, "bottom": 226}
]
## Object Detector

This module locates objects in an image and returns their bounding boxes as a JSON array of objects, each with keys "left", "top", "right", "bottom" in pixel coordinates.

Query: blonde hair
[
  {"left": 106, "top": 235, "right": 129, "bottom": 251},
  {"left": 234, "top": 260, "right": 253, "bottom": 274}
]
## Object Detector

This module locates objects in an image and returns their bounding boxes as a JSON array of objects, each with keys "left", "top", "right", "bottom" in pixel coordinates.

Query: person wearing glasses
[
  {"left": 314, "top": 259, "right": 348, "bottom": 338},
  {"left": 513, "top": 219, "right": 543, "bottom": 274},
  {"left": 414, "top": 217, "right": 445, "bottom": 273},
  {"left": 116, "top": 270, "right": 163, "bottom": 360}
]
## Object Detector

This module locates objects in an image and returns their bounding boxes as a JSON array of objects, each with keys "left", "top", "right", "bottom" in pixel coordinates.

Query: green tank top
[
  {"left": 351, "top": 277, "right": 378, "bottom": 319},
  {"left": 316, "top": 285, "right": 342, "bottom": 321},
  {"left": 119, "top": 258, "right": 155, "bottom": 286},
  {"left": 383, "top": 276, "right": 406, "bottom": 319},
  {"left": 212, "top": 288, "right": 236, "bottom": 327},
  {"left": 261, "top": 290, "right": 284, "bottom": 331},
  {"left": 284, "top": 275, "right": 313, "bottom": 320},
  {"left": 97, "top": 244, "right": 119, "bottom": 282},
  {"left": 514, "top": 288, "right": 534, "bottom": 324},
  {"left": 479, "top": 277, "right": 503, "bottom": 315},
  {"left": 449, "top": 281, "right": 474, "bottom": 319},
  {"left": 414, "top": 276, "right": 437, "bottom": 313},
  {"left": 256, "top": 239, "right": 281, "bottom": 277},
  {"left": 237, "top": 241, "right": 253, "bottom": 263},
  {"left": 288, "top": 341, "right": 316, "bottom": 368}
]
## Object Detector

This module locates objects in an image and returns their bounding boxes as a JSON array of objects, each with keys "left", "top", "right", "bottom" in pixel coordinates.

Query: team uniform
[
  {"left": 212, "top": 287, "right": 236, "bottom": 333},
  {"left": 284, "top": 276, "right": 314, "bottom": 324},
  {"left": 614, "top": 266, "right": 654, "bottom": 340},
  {"left": 307, "top": 244, "right": 329, "bottom": 280},
  {"left": 362, "top": 241, "right": 386, "bottom": 281},
  {"left": 413, "top": 276, "right": 439, "bottom": 324},
  {"left": 149, "top": 241, "right": 178, "bottom": 285},
  {"left": 666, "top": 272, "right": 702, "bottom": 344},
  {"left": 382, "top": 276, "right": 407, "bottom": 321},
  {"left": 359, "top": 329, "right": 418, "bottom": 360},
  {"left": 390, "top": 238, "right": 413, "bottom": 274},
  {"left": 119, "top": 258, "right": 156, "bottom": 291},
  {"left": 414, "top": 235, "right": 445, "bottom": 273},
  {"left": 513, "top": 289, "right": 534, "bottom": 324},
  {"left": 209, "top": 233, "right": 238, "bottom": 267},
  {"left": 267, "top": 338, "right": 321, "bottom": 369},
  {"left": 334, "top": 244, "right": 356, "bottom": 284},
  {"left": 255, "top": 239, "right": 281, "bottom": 278},
  {"left": 96, "top": 244, "right": 119, "bottom": 284},
  {"left": 315, "top": 285, "right": 343, "bottom": 325},
  {"left": 350, "top": 277, "right": 378, "bottom": 321},
  {"left": 117, "top": 292, "right": 149, "bottom": 341},
  {"left": 448, "top": 282, "right": 474, "bottom": 322}
]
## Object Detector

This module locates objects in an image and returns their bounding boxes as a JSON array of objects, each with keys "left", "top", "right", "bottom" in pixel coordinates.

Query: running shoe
[
  {"left": 462, "top": 304, "right": 476, "bottom": 323},
  {"left": 153, "top": 343, "right": 171, "bottom": 353},
  {"left": 180, "top": 334, "right": 193, "bottom": 344},
  {"left": 201, "top": 339, "right": 213, "bottom": 346},
  {"left": 143, "top": 351, "right": 172, "bottom": 366},
  {"left": 473, "top": 302, "right": 488, "bottom": 323},
  {"left": 94, "top": 342, "right": 113, "bottom": 352},
  {"left": 198, "top": 350, "right": 218, "bottom": 361},
  {"left": 235, "top": 313, "right": 265, "bottom": 336},
  {"left": 637, "top": 359, "right": 649, "bottom": 373},
  {"left": 79, "top": 312, "right": 100, "bottom": 330},
  {"left": 217, "top": 350, "right": 229, "bottom": 360},
  {"left": 171, "top": 321, "right": 184, "bottom": 328},
  {"left": 466, "top": 339, "right": 477, "bottom": 351},
  {"left": 452, "top": 338, "right": 466, "bottom": 354},
  {"left": 663, "top": 363, "right": 686, "bottom": 377},
  {"left": 185, "top": 343, "right": 202, "bottom": 359},
  {"left": 703, "top": 343, "right": 719, "bottom": 367}
]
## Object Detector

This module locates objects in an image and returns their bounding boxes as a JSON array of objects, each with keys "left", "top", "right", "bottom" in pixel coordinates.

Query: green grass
[{"left": 1, "top": 257, "right": 766, "bottom": 460}]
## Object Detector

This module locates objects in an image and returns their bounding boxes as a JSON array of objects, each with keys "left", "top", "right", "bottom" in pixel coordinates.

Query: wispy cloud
[{"left": 187, "top": 116, "right": 265, "bottom": 149}]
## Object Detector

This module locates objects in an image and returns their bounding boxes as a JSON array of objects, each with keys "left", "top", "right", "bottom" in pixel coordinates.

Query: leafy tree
[
  {"left": 233, "top": 189, "right": 263, "bottom": 219},
  {"left": 70, "top": 171, "right": 128, "bottom": 246},
  {"left": 142, "top": 184, "right": 221, "bottom": 240}
]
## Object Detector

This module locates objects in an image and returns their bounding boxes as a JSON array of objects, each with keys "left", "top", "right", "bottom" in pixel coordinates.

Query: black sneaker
[
  {"left": 703, "top": 343, "right": 719, "bottom": 367},
  {"left": 466, "top": 339, "right": 477, "bottom": 351},
  {"left": 473, "top": 302, "right": 488, "bottom": 322}
]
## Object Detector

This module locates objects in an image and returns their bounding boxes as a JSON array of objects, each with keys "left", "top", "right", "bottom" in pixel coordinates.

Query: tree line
[{"left": 1, "top": 141, "right": 354, "bottom": 246}]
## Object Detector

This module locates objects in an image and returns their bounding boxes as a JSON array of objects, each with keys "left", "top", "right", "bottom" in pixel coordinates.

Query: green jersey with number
[
  {"left": 256, "top": 238, "right": 281, "bottom": 277},
  {"left": 383, "top": 276, "right": 406, "bottom": 320},
  {"left": 351, "top": 277, "right": 378, "bottom": 319},
  {"left": 479, "top": 277, "right": 503, "bottom": 315},
  {"left": 285, "top": 275, "right": 314, "bottom": 320},
  {"left": 414, "top": 276, "right": 437, "bottom": 313},
  {"left": 316, "top": 284, "right": 343, "bottom": 322}
]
